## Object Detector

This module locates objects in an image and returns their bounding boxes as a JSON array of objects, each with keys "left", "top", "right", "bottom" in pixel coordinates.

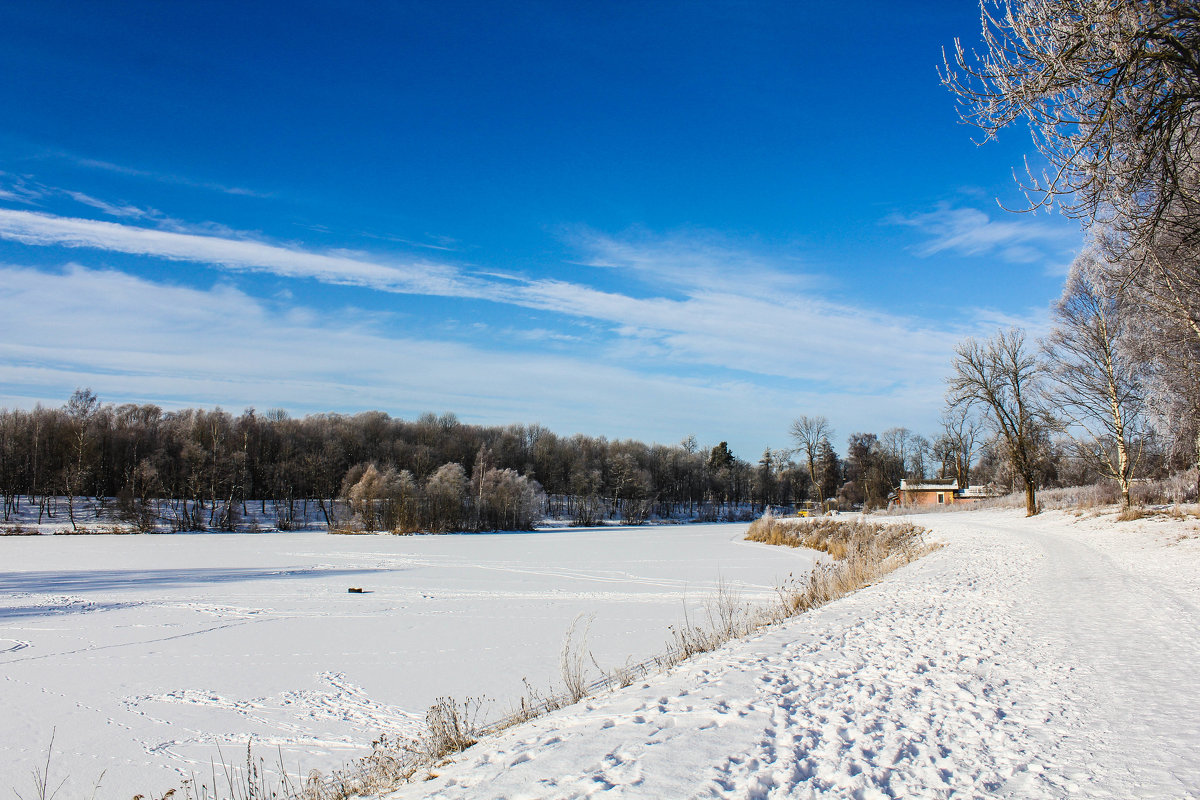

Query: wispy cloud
[
  {"left": 65, "top": 154, "right": 270, "bottom": 198},
  {"left": 524, "top": 234, "right": 952, "bottom": 389},
  {"left": 0, "top": 207, "right": 1020, "bottom": 396},
  {"left": 0, "top": 172, "right": 49, "bottom": 204},
  {"left": 967, "top": 306, "right": 1053, "bottom": 339},
  {"left": 0, "top": 173, "right": 179, "bottom": 224},
  {"left": 0, "top": 264, "right": 845, "bottom": 450},
  {"left": 890, "top": 203, "right": 1081, "bottom": 266},
  {"left": 0, "top": 208, "right": 482, "bottom": 296},
  {"left": 63, "top": 190, "right": 154, "bottom": 219},
  {"left": 568, "top": 227, "right": 812, "bottom": 299}
]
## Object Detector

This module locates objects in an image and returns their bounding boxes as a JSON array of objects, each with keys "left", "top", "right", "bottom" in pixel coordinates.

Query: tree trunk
[
  {"left": 1024, "top": 477, "right": 1038, "bottom": 516},
  {"left": 1194, "top": 429, "right": 1200, "bottom": 502},
  {"left": 1116, "top": 436, "right": 1132, "bottom": 509}
]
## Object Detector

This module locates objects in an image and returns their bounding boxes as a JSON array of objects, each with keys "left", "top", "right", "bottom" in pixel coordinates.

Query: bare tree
[
  {"left": 948, "top": 329, "right": 1050, "bottom": 515},
  {"left": 63, "top": 388, "right": 99, "bottom": 531},
  {"left": 788, "top": 415, "right": 833, "bottom": 485},
  {"left": 938, "top": 406, "right": 984, "bottom": 489},
  {"left": 879, "top": 428, "right": 910, "bottom": 473},
  {"left": 908, "top": 434, "right": 933, "bottom": 481},
  {"left": 1043, "top": 248, "right": 1148, "bottom": 506},
  {"left": 942, "top": 0, "right": 1200, "bottom": 242}
]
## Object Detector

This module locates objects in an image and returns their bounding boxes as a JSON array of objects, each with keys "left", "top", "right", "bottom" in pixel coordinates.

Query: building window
[{"left": 937, "top": 493, "right": 944, "bottom": 504}]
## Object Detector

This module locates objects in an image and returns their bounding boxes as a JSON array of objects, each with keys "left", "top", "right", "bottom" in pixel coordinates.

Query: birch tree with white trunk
[{"left": 1043, "top": 248, "right": 1147, "bottom": 507}]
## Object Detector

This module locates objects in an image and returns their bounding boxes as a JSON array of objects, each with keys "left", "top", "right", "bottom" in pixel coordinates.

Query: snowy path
[{"left": 387, "top": 510, "right": 1200, "bottom": 799}]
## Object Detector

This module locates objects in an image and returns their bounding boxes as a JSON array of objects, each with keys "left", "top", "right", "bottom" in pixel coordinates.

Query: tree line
[
  {"left": 4, "top": 376, "right": 1185, "bottom": 532},
  {"left": 0, "top": 396, "right": 822, "bottom": 531}
]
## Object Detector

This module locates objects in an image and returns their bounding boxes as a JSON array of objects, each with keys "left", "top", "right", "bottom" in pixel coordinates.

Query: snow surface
[
  {"left": 0, "top": 523, "right": 814, "bottom": 796},
  {"left": 382, "top": 508, "right": 1200, "bottom": 800}
]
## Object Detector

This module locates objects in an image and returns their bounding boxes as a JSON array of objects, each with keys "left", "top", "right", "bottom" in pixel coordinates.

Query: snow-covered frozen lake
[{"left": 0, "top": 523, "right": 815, "bottom": 796}]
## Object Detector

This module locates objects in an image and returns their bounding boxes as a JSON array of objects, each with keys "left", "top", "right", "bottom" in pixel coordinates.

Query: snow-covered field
[
  {"left": 0, "top": 523, "right": 815, "bottom": 796},
  {"left": 383, "top": 508, "right": 1200, "bottom": 800}
]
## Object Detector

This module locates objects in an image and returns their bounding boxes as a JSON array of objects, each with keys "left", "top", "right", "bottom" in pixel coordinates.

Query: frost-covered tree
[
  {"left": 424, "top": 462, "right": 468, "bottom": 533},
  {"left": 346, "top": 463, "right": 388, "bottom": 530},
  {"left": 474, "top": 467, "right": 544, "bottom": 531},
  {"left": 1043, "top": 247, "right": 1148, "bottom": 507},
  {"left": 943, "top": 0, "right": 1200, "bottom": 241}
]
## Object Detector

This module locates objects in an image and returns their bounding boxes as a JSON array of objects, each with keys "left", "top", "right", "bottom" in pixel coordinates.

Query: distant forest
[
  {"left": 4, "top": 387, "right": 1195, "bottom": 533},
  {"left": 0, "top": 391, "right": 820, "bottom": 532}
]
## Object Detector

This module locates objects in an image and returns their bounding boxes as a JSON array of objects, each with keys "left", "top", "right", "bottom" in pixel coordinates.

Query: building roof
[{"left": 898, "top": 479, "right": 959, "bottom": 491}]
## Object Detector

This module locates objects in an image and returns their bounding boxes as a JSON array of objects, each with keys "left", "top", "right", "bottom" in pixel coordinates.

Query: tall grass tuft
[
  {"left": 746, "top": 516, "right": 935, "bottom": 616},
  {"left": 560, "top": 614, "right": 595, "bottom": 704}
]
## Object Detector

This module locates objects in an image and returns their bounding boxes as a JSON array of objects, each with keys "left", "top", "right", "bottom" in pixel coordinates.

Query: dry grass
[
  {"left": 659, "top": 516, "right": 935, "bottom": 667},
  {"left": 1116, "top": 505, "right": 1150, "bottom": 521},
  {"left": 745, "top": 515, "right": 935, "bottom": 616},
  {"left": 419, "top": 697, "right": 483, "bottom": 762},
  {"left": 560, "top": 614, "right": 594, "bottom": 704},
  {"left": 745, "top": 514, "right": 925, "bottom": 559}
]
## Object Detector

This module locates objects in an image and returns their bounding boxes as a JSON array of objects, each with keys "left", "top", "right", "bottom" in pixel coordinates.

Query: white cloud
[
  {"left": 65, "top": 154, "right": 270, "bottom": 198},
  {"left": 0, "top": 264, "right": 877, "bottom": 453},
  {"left": 0, "top": 208, "right": 482, "bottom": 296},
  {"left": 0, "top": 210, "right": 952, "bottom": 388},
  {"left": 892, "top": 203, "right": 1081, "bottom": 263}
]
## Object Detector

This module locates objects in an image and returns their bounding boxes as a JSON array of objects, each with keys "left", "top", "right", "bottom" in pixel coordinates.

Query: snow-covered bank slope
[{"left": 387, "top": 509, "right": 1200, "bottom": 799}]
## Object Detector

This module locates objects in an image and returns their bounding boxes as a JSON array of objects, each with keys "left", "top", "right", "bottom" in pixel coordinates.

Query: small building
[{"left": 894, "top": 479, "right": 998, "bottom": 507}]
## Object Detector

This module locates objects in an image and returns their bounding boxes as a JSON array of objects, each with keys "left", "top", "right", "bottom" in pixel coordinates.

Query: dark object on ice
[{"left": 348, "top": 587, "right": 364, "bottom": 593}]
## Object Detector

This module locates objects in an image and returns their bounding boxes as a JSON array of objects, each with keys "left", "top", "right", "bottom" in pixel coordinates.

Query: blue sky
[{"left": 0, "top": 1, "right": 1082, "bottom": 458}]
